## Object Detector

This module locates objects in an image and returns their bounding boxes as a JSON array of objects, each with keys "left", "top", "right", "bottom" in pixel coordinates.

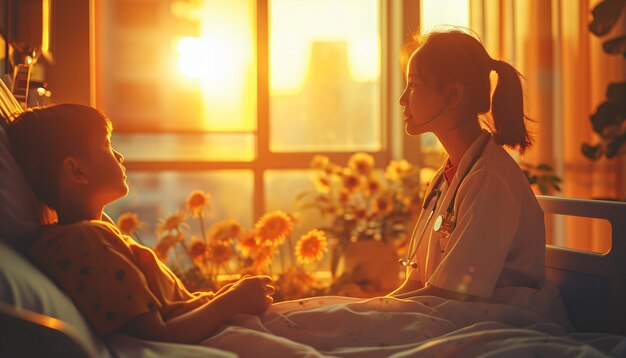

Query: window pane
[
  {"left": 269, "top": 0, "right": 381, "bottom": 152},
  {"left": 264, "top": 170, "right": 329, "bottom": 236},
  {"left": 97, "top": 0, "right": 256, "bottom": 132},
  {"left": 105, "top": 170, "right": 254, "bottom": 247},
  {"left": 545, "top": 214, "right": 612, "bottom": 254},
  {"left": 112, "top": 133, "right": 255, "bottom": 162},
  {"left": 420, "top": 0, "right": 469, "bottom": 32}
]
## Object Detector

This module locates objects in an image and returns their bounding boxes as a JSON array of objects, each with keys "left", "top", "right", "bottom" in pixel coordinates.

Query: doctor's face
[{"left": 398, "top": 52, "right": 448, "bottom": 136}]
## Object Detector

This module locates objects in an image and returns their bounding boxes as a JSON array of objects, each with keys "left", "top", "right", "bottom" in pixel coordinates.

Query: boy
[{"left": 9, "top": 104, "right": 274, "bottom": 343}]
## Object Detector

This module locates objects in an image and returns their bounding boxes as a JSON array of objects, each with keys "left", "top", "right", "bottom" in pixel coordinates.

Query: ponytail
[{"left": 491, "top": 60, "right": 533, "bottom": 154}]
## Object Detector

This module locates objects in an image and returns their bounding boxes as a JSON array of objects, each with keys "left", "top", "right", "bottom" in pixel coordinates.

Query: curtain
[{"left": 470, "top": 0, "right": 625, "bottom": 252}]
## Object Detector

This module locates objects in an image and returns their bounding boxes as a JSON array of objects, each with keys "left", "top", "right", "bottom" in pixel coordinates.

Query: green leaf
[
  {"left": 589, "top": 0, "right": 626, "bottom": 36},
  {"left": 550, "top": 175, "right": 563, "bottom": 183},
  {"left": 582, "top": 143, "right": 604, "bottom": 161},
  {"left": 603, "top": 35, "right": 626, "bottom": 56},
  {"left": 537, "top": 163, "right": 554, "bottom": 172}
]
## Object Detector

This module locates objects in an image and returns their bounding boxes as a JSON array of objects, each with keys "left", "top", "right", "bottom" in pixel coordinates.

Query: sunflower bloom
[
  {"left": 255, "top": 211, "right": 293, "bottom": 247},
  {"left": 386, "top": 159, "right": 413, "bottom": 181},
  {"left": 187, "top": 238, "right": 208, "bottom": 260},
  {"left": 340, "top": 168, "right": 361, "bottom": 193},
  {"left": 208, "top": 220, "right": 242, "bottom": 243},
  {"left": 186, "top": 190, "right": 210, "bottom": 218},
  {"left": 236, "top": 231, "right": 261, "bottom": 257},
  {"left": 295, "top": 229, "right": 328, "bottom": 264},
  {"left": 206, "top": 242, "right": 234, "bottom": 266},
  {"left": 353, "top": 207, "right": 369, "bottom": 221},
  {"left": 116, "top": 212, "right": 143, "bottom": 236},
  {"left": 310, "top": 155, "right": 330, "bottom": 170},
  {"left": 348, "top": 152, "right": 374, "bottom": 176},
  {"left": 154, "top": 233, "right": 185, "bottom": 261},
  {"left": 312, "top": 174, "right": 331, "bottom": 193},
  {"left": 365, "top": 177, "right": 382, "bottom": 197},
  {"left": 156, "top": 211, "right": 189, "bottom": 236},
  {"left": 373, "top": 196, "right": 394, "bottom": 216},
  {"left": 338, "top": 189, "right": 351, "bottom": 203}
]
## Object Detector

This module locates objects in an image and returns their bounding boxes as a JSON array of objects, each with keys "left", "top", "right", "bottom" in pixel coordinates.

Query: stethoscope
[{"left": 399, "top": 134, "right": 491, "bottom": 269}]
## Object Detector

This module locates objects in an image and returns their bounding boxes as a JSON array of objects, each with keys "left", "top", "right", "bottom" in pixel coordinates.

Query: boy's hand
[{"left": 225, "top": 275, "right": 275, "bottom": 315}]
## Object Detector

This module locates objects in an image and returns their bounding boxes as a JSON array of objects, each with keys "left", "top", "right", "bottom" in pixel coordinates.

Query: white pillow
[{"left": 0, "top": 240, "right": 112, "bottom": 357}]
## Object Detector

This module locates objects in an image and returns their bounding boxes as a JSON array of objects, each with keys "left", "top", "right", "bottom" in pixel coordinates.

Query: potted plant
[{"left": 582, "top": 0, "right": 626, "bottom": 161}]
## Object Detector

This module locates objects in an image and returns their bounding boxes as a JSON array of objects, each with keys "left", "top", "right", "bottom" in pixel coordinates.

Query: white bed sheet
[{"left": 191, "top": 295, "right": 626, "bottom": 358}]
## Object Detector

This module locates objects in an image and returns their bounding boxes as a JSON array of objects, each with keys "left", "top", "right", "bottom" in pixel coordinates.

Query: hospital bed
[
  {"left": 540, "top": 195, "right": 626, "bottom": 335},
  {"left": 1, "top": 84, "right": 625, "bottom": 356}
]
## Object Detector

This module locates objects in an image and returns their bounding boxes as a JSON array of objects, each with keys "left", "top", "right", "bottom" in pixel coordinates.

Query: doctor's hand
[{"left": 223, "top": 275, "right": 275, "bottom": 315}]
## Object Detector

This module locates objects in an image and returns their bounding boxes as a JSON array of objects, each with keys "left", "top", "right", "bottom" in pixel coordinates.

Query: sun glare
[
  {"left": 420, "top": 0, "right": 470, "bottom": 33},
  {"left": 270, "top": 0, "right": 380, "bottom": 95},
  {"left": 175, "top": 1, "right": 255, "bottom": 131}
]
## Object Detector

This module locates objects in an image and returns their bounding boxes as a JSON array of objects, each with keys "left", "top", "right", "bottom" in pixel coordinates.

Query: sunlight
[
  {"left": 270, "top": 0, "right": 379, "bottom": 95},
  {"left": 174, "top": 0, "right": 255, "bottom": 131},
  {"left": 420, "top": 0, "right": 470, "bottom": 33}
]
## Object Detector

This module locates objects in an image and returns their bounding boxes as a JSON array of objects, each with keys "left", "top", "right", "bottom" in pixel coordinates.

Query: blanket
[{"left": 200, "top": 296, "right": 626, "bottom": 357}]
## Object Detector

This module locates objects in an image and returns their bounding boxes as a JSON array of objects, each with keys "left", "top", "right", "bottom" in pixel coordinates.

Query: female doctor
[{"left": 388, "top": 29, "right": 568, "bottom": 323}]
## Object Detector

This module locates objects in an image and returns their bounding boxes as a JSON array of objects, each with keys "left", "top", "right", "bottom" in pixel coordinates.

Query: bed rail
[{"left": 537, "top": 195, "right": 626, "bottom": 334}]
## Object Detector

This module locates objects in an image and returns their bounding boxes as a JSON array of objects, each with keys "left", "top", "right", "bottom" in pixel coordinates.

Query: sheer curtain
[{"left": 470, "top": 0, "right": 625, "bottom": 252}]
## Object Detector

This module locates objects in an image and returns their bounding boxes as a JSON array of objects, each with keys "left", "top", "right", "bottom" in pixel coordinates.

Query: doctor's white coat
[{"left": 407, "top": 131, "right": 570, "bottom": 327}]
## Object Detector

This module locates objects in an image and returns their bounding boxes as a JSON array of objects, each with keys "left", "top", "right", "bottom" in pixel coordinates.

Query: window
[{"left": 97, "top": 0, "right": 391, "bottom": 245}]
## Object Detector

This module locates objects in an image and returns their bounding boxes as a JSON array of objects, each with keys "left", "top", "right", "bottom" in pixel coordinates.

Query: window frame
[{"left": 115, "top": 0, "right": 425, "bottom": 220}]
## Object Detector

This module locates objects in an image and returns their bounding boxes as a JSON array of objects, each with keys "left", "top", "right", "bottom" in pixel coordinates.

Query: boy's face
[{"left": 78, "top": 130, "right": 129, "bottom": 207}]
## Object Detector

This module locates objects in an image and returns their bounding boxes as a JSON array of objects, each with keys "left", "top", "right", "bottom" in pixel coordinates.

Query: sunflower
[
  {"left": 208, "top": 220, "right": 242, "bottom": 243},
  {"left": 373, "top": 196, "right": 394, "bottom": 217},
  {"left": 154, "top": 233, "right": 185, "bottom": 261},
  {"left": 353, "top": 206, "right": 369, "bottom": 221},
  {"left": 156, "top": 211, "right": 189, "bottom": 236},
  {"left": 364, "top": 177, "right": 382, "bottom": 197},
  {"left": 338, "top": 189, "right": 351, "bottom": 203},
  {"left": 310, "top": 155, "right": 330, "bottom": 170},
  {"left": 312, "top": 174, "right": 331, "bottom": 193},
  {"left": 236, "top": 230, "right": 261, "bottom": 257},
  {"left": 206, "top": 242, "right": 234, "bottom": 266},
  {"left": 295, "top": 229, "right": 329, "bottom": 264},
  {"left": 187, "top": 238, "right": 208, "bottom": 260},
  {"left": 186, "top": 190, "right": 210, "bottom": 218},
  {"left": 116, "top": 212, "right": 143, "bottom": 236},
  {"left": 255, "top": 211, "right": 293, "bottom": 247},
  {"left": 348, "top": 152, "right": 374, "bottom": 176},
  {"left": 340, "top": 168, "right": 361, "bottom": 193},
  {"left": 385, "top": 159, "right": 413, "bottom": 182}
]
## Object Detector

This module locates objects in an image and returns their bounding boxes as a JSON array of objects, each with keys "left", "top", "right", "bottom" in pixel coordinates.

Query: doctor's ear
[
  {"left": 61, "top": 157, "right": 88, "bottom": 184},
  {"left": 445, "top": 82, "right": 464, "bottom": 107}
]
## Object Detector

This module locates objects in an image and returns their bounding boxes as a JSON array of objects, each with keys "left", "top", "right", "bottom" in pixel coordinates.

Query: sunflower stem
[
  {"left": 198, "top": 211, "right": 207, "bottom": 244},
  {"left": 286, "top": 234, "right": 295, "bottom": 268},
  {"left": 280, "top": 244, "right": 287, "bottom": 274}
]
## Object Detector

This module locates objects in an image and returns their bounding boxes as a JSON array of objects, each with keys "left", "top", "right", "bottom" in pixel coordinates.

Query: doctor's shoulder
[{"left": 481, "top": 142, "right": 534, "bottom": 190}]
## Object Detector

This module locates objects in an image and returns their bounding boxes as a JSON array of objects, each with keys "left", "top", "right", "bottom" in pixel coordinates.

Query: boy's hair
[{"left": 8, "top": 104, "right": 113, "bottom": 210}]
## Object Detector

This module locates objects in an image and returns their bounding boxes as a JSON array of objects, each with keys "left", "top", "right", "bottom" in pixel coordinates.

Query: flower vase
[{"left": 332, "top": 240, "right": 400, "bottom": 297}]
